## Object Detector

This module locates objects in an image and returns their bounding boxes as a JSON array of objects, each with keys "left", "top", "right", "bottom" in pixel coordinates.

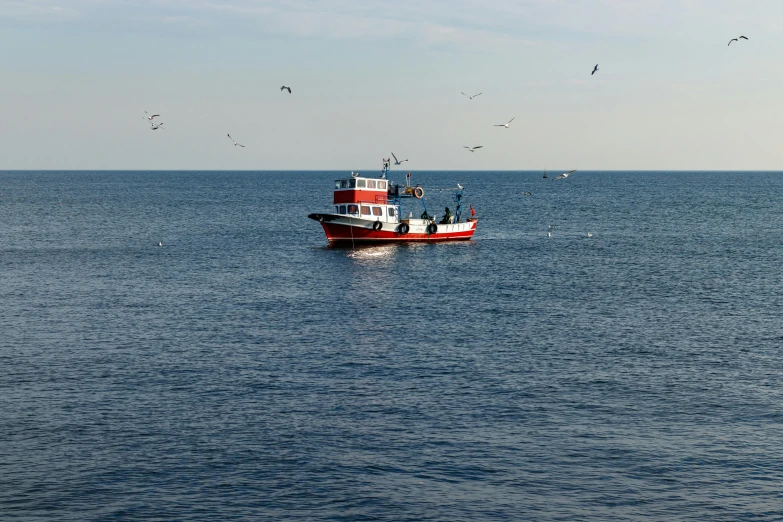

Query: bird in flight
[
  {"left": 144, "top": 111, "right": 160, "bottom": 121},
  {"left": 553, "top": 169, "right": 577, "bottom": 180},
  {"left": 494, "top": 117, "right": 516, "bottom": 128},
  {"left": 280, "top": 86, "right": 292, "bottom": 93},
  {"left": 591, "top": 64, "right": 599, "bottom": 75},
  {"left": 728, "top": 36, "right": 749, "bottom": 46},
  {"left": 463, "top": 146, "right": 483, "bottom": 152},
  {"left": 150, "top": 122, "right": 163, "bottom": 130},
  {"left": 461, "top": 92, "right": 482, "bottom": 99},
  {"left": 391, "top": 152, "right": 408, "bottom": 165},
  {"left": 227, "top": 134, "right": 245, "bottom": 147}
]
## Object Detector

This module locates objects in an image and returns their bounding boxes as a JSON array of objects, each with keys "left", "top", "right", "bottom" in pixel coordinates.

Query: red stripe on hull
[{"left": 319, "top": 222, "right": 477, "bottom": 244}]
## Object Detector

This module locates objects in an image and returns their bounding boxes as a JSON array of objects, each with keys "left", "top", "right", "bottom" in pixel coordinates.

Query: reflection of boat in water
[{"left": 308, "top": 167, "right": 478, "bottom": 245}]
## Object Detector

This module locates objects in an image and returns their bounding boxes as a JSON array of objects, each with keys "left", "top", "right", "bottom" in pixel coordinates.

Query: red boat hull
[{"left": 315, "top": 219, "right": 477, "bottom": 244}]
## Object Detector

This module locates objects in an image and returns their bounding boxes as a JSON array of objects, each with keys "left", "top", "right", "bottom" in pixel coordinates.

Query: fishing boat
[{"left": 308, "top": 167, "right": 478, "bottom": 245}]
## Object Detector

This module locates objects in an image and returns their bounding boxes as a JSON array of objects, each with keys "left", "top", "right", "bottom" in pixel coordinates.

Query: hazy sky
[{"left": 2, "top": 0, "right": 783, "bottom": 170}]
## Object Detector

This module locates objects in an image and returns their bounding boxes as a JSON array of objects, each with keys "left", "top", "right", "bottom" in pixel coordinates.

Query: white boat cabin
[{"left": 332, "top": 175, "right": 399, "bottom": 223}]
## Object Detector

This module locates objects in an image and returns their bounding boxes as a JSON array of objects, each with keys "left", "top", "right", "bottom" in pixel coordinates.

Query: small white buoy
[{"left": 158, "top": 241, "right": 163, "bottom": 247}]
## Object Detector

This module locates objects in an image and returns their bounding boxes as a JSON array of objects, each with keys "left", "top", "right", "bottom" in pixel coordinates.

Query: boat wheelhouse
[{"left": 308, "top": 168, "right": 478, "bottom": 245}]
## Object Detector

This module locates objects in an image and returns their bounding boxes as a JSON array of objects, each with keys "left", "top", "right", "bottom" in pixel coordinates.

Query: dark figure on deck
[
  {"left": 421, "top": 211, "right": 431, "bottom": 220},
  {"left": 440, "top": 207, "right": 453, "bottom": 224}
]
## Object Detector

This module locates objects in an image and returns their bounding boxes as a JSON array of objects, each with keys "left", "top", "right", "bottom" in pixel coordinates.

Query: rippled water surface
[{"left": 1, "top": 171, "right": 782, "bottom": 521}]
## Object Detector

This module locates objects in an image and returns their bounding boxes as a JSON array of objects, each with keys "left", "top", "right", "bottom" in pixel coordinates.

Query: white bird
[
  {"left": 150, "top": 122, "right": 163, "bottom": 130},
  {"left": 548, "top": 225, "right": 556, "bottom": 238},
  {"left": 457, "top": 183, "right": 463, "bottom": 190},
  {"left": 144, "top": 111, "right": 160, "bottom": 121},
  {"left": 587, "top": 232, "right": 593, "bottom": 238},
  {"left": 553, "top": 169, "right": 577, "bottom": 180},
  {"left": 494, "top": 117, "right": 515, "bottom": 128},
  {"left": 391, "top": 152, "right": 408, "bottom": 165},
  {"left": 158, "top": 241, "right": 163, "bottom": 247},
  {"left": 463, "top": 145, "right": 483, "bottom": 152},
  {"left": 461, "top": 92, "right": 482, "bottom": 100},
  {"left": 227, "top": 134, "right": 245, "bottom": 147}
]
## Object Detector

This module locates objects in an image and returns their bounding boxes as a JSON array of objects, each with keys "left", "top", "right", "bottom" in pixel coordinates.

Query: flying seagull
[
  {"left": 461, "top": 92, "right": 482, "bottom": 99},
  {"left": 391, "top": 152, "right": 408, "bottom": 165},
  {"left": 280, "top": 86, "right": 292, "bottom": 93},
  {"left": 494, "top": 117, "right": 516, "bottom": 128},
  {"left": 463, "top": 145, "right": 483, "bottom": 152},
  {"left": 728, "top": 36, "right": 749, "bottom": 46},
  {"left": 227, "top": 134, "right": 245, "bottom": 147},
  {"left": 591, "top": 64, "right": 599, "bottom": 75},
  {"left": 553, "top": 169, "right": 577, "bottom": 180},
  {"left": 150, "top": 122, "right": 163, "bottom": 130},
  {"left": 144, "top": 111, "right": 160, "bottom": 121}
]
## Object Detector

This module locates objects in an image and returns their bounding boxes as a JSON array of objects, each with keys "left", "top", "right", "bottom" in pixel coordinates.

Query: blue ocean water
[{"left": 1, "top": 170, "right": 782, "bottom": 521}]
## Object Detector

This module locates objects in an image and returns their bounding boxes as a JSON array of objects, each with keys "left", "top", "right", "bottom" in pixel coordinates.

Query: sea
[{"left": 1, "top": 170, "right": 782, "bottom": 521}]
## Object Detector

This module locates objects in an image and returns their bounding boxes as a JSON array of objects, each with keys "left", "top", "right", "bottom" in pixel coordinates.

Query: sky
[{"left": 1, "top": 0, "right": 783, "bottom": 170}]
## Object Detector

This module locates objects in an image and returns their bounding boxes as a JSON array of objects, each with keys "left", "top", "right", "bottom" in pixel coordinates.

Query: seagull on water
[
  {"left": 280, "top": 86, "right": 292, "bottom": 93},
  {"left": 158, "top": 241, "right": 163, "bottom": 247},
  {"left": 548, "top": 225, "right": 556, "bottom": 238},
  {"left": 587, "top": 232, "right": 593, "bottom": 238},
  {"left": 591, "top": 64, "right": 599, "bottom": 75},
  {"left": 494, "top": 117, "right": 515, "bottom": 128},
  {"left": 464, "top": 145, "right": 483, "bottom": 152},
  {"left": 553, "top": 169, "right": 577, "bottom": 180},
  {"left": 391, "top": 152, "right": 408, "bottom": 165},
  {"left": 461, "top": 92, "right": 482, "bottom": 100},
  {"left": 227, "top": 134, "right": 245, "bottom": 147},
  {"left": 144, "top": 111, "right": 160, "bottom": 121}
]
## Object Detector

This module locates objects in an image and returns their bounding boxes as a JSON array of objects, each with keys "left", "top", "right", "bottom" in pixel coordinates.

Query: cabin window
[
  {"left": 372, "top": 207, "right": 382, "bottom": 216},
  {"left": 340, "top": 179, "right": 349, "bottom": 189},
  {"left": 361, "top": 206, "right": 371, "bottom": 215},
  {"left": 367, "top": 180, "right": 376, "bottom": 189},
  {"left": 335, "top": 181, "right": 341, "bottom": 189},
  {"left": 349, "top": 178, "right": 357, "bottom": 188},
  {"left": 388, "top": 207, "right": 395, "bottom": 217},
  {"left": 339, "top": 205, "right": 346, "bottom": 214},
  {"left": 357, "top": 179, "right": 366, "bottom": 188},
  {"left": 378, "top": 181, "right": 386, "bottom": 190},
  {"left": 347, "top": 204, "right": 358, "bottom": 214}
]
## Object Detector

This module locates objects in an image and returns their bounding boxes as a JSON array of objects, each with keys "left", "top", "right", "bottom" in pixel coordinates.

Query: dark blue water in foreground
[{"left": 1, "top": 171, "right": 782, "bottom": 521}]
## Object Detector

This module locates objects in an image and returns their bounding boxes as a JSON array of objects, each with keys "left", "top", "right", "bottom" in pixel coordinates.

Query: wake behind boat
[{"left": 308, "top": 167, "right": 477, "bottom": 245}]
